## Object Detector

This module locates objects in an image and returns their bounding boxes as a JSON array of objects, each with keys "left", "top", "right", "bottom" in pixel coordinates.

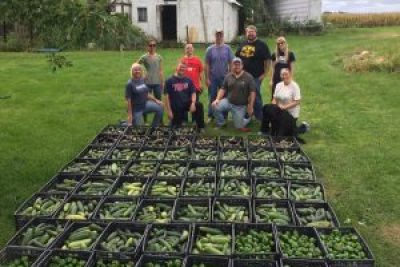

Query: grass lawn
[{"left": 1, "top": 27, "right": 399, "bottom": 266}]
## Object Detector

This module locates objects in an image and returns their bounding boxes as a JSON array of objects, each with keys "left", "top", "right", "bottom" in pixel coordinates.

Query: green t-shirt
[
  {"left": 222, "top": 71, "right": 256, "bottom": 106},
  {"left": 138, "top": 53, "right": 162, "bottom": 84}
]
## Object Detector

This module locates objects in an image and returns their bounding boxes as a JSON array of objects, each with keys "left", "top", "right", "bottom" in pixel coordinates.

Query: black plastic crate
[
  {"left": 7, "top": 218, "right": 68, "bottom": 250},
  {"left": 137, "top": 147, "right": 166, "bottom": 161},
  {"left": 124, "top": 161, "right": 159, "bottom": 178},
  {"left": 233, "top": 258, "right": 278, "bottom": 267},
  {"left": 156, "top": 161, "right": 187, "bottom": 178},
  {"left": 36, "top": 249, "right": 94, "bottom": 267},
  {"left": 217, "top": 177, "right": 252, "bottom": 198},
  {"left": 276, "top": 148, "right": 311, "bottom": 165},
  {"left": 59, "top": 159, "right": 99, "bottom": 175},
  {"left": 55, "top": 194, "right": 102, "bottom": 221},
  {"left": 283, "top": 163, "right": 316, "bottom": 181},
  {"left": 73, "top": 176, "right": 116, "bottom": 196},
  {"left": 38, "top": 173, "right": 85, "bottom": 194},
  {"left": 293, "top": 202, "right": 340, "bottom": 228},
  {"left": 219, "top": 161, "right": 249, "bottom": 178},
  {"left": 253, "top": 199, "right": 296, "bottom": 226},
  {"left": 246, "top": 135, "right": 273, "bottom": 148},
  {"left": 251, "top": 162, "right": 282, "bottom": 179},
  {"left": 125, "top": 126, "right": 150, "bottom": 136},
  {"left": 191, "top": 147, "right": 219, "bottom": 161},
  {"left": 220, "top": 148, "right": 249, "bottom": 161},
  {"left": 173, "top": 198, "right": 212, "bottom": 223},
  {"left": 77, "top": 145, "right": 112, "bottom": 161},
  {"left": 289, "top": 181, "right": 326, "bottom": 203},
  {"left": 136, "top": 254, "right": 184, "bottom": 267},
  {"left": 180, "top": 177, "right": 216, "bottom": 198},
  {"left": 253, "top": 179, "right": 289, "bottom": 200},
  {"left": 276, "top": 226, "right": 327, "bottom": 260},
  {"left": 109, "top": 176, "right": 149, "bottom": 197},
  {"left": 164, "top": 147, "right": 192, "bottom": 161},
  {"left": 143, "top": 223, "right": 191, "bottom": 255},
  {"left": 271, "top": 137, "right": 300, "bottom": 150},
  {"left": 233, "top": 223, "right": 278, "bottom": 258},
  {"left": 94, "top": 255, "right": 137, "bottom": 267},
  {"left": 0, "top": 247, "right": 46, "bottom": 267},
  {"left": 280, "top": 259, "right": 328, "bottom": 267},
  {"left": 248, "top": 147, "right": 278, "bottom": 162},
  {"left": 93, "top": 160, "right": 130, "bottom": 177},
  {"left": 171, "top": 125, "right": 197, "bottom": 136},
  {"left": 189, "top": 223, "right": 234, "bottom": 256},
  {"left": 317, "top": 228, "right": 374, "bottom": 267},
  {"left": 108, "top": 146, "right": 140, "bottom": 161},
  {"left": 145, "top": 178, "right": 184, "bottom": 199},
  {"left": 95, "top": 222, "right": 147, "bottom": 258},
  {"left": 147, "top": 126, "right": 172, "bottom": 137},
  {"left": 141, "top": 135, "right": 169, "bottom": 149},
  {"left": 219, "top": 136, "right": 246, "bottom": 149},
  {"left": 116, "top": 135, "right": 145, "bottom": 148},
  {"left": 168, "top": 135, "right": 194, "bottom": 148},
  {"left": 93, "top": 196, "right": 139, "bottom": 222},
  {"left": 187, "top": 161, "right": 217, "bottom": 178},
  {"left": 91, "top": 133, "right": 121, "bottom": 147},
  {"left": 134, "top": 199, "right": 175, "bottom": 223},
  {"left": 99, "top": 125, "right": 127, "bottom": 136},
  {"left": 212, "top": 198, "right": 252, "bottom": 223},
  {"left": 14, "top": 193, "right": 67, "bottom": 229},
  {"left": 51, "top": 222, "right": 107, "bottom": 251},
  {"left": 185, "top": 255, "right": 231, "bottom": 267},
  {"left": 193, "top": 136, "right": 218, "bottom": 147}
]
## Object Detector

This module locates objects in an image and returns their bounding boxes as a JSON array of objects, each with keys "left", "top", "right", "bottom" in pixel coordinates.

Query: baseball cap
[
  {"left": 232, "top": 57, "right": 242, "bottom": 64},
  {"left": 215, "top": 28, "right": 224, "bottom": 34}
]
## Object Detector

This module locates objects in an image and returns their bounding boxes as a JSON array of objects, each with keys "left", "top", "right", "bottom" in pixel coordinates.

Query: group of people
[{"left": 125, "top": 25, "right": 307, "bottom": 138}]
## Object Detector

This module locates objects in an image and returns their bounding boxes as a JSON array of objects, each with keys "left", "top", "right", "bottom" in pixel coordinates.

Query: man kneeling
[{"left": 212, "top": 57, "right": 256, "bottom": 132}]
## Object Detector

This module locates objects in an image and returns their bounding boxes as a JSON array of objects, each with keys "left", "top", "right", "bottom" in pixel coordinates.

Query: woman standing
[
  {"left": 125, "top": 63, "right": 164, "bottom": 127},
  {"left": 270, "top": 36, "right": 296, "bottom": 98}
]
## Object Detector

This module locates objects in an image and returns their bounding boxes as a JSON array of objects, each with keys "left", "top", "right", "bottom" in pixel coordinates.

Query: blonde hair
[
  {"left": 275, "top": 36, "right": 289, "bottom": 63},
  {"left": 246, "top": 25, "right": 257, "bottom": 32},
  {"left": 130, "top": 63, "right": 143, "bottom": 78}
]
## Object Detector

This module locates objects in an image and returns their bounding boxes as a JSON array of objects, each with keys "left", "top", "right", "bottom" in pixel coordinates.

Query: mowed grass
[{"left": 0, "top": 27, "right": 399, "bottom": 266}]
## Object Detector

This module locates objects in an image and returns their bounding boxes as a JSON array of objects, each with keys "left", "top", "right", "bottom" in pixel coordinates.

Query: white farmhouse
[{"left": 113, "top": 0, "right": 321, "bottom": 43}]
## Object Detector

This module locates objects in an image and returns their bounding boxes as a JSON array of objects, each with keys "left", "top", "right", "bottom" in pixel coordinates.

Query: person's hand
[
  {"left": 128, "top": 115, "right": 133, "bottom": 126},
  {"left": 168, "top": 110, "right": 174, "bottom": 120},
  {"left": 190, "top": 103, "right": 196, "bottom": 113},
  {"left": 206, "top": 79, "right": 211, "bottom": 87},
  {"left": 269, "top": 79, "right": 273, "bottom": 87},
  {"left": 278, "top": 103, "right": 285, "bottom": 110},
  {"left": 258, "top": 74, "right": 265, "bottom": 81},
  {"left": 156, "top": 100, "right": 164, "bottom": 107},
  {"left": 212, "top": 99, "right": 220, "bottom": 109},
  {"left": 247, "top": 105, "right": 254, "bottom": 117}
]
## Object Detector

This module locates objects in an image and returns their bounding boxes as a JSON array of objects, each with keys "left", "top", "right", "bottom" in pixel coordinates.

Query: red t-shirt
[{"left": 180, "top": 56, "right": 203, "bottom": 91}]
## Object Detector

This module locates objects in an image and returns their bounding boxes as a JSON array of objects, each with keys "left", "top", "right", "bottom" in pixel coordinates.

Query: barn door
[{"left": 161, "top": 5, "right": 177, "bottom": 41}]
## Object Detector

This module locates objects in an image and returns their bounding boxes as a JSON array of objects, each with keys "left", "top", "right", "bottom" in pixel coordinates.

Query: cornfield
[{"left": 323, "top": 12, "right": 400, "bottom": 28}]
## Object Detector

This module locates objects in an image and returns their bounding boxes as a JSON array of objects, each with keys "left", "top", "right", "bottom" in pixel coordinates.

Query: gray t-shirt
[
  {"left": 222, "top": 71, "right": 256, "bottom": 106},
  {"left": 138, "top": 53, "right": 162, "bottom": 85},
  {"left": 205, "top": 44, "right": 234, "bottom": 79},
  {"left": 274, "top": 81, "right": 301, "bottom": 118},
  {"left": 125, "top": 78, "right": 149, "bottom": 112}
]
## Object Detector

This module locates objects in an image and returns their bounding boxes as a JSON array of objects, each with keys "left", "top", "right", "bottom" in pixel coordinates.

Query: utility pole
[{"left": 199, "top": 0, "right": 208, "bottom": 43}]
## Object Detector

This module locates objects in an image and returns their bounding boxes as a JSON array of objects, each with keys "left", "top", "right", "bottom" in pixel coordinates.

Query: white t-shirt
[{"left": 274, "top": 81, "right": 301, "bottom": 118}]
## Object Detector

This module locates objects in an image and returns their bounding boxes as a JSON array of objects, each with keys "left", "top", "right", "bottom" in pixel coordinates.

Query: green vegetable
[
  {"left": 157, "top": 163, "right": 186, "bottom": 177},
  {"left": 0, "top": 256, "right": 30, "bottom": 267},
  {"left": 220, "top": 137, "right": 243, "bottom": 147},
  {"left": 296, "top": 206, "right": 336, "bottom": 227},
  {"left": 98, "top": 201, "right": 137, "bottom": 220},
  {"left": 48, "top": 255, "right": 87, "bottom": 267},
  {"left": 290, "top": 183, "right": 324, "bottom": 202},
  {"left": 149, "top": 180, "right": 180, "bottom": 197},
  {"left": 139, "top": 150, "right": 164, "bottom": 160},
  {"left": 146, "top": 226, "right": 189, "bottom": 253},
  {"left": 127, "top": 161, "right": 157, "bottom": 177},
  {"left": 235, "top": 229, "right": 275, "bottom": 254},
  {"left": 188, "top": 165, "right": 216, "bottom": 177},
  {"left": 183, "top": 179, "right": 215, "bottom": 197},
  {"left": 195, "top": 137, "right": 216, "bottom": 146},
  {"left": 95, "top": 162, "right": 125, "bottom": 176},
  {"left": 76, "top": 178, "right": 114, "bottom": 195},
  {"left": 221, "top": 150, "right": 247, "bottom": 160},
  {"left": 213, "top": 201, "right": 250, "bottom": 222},
  {"left": 17, "top": 222, "right": 64, "bottom": 248},
  {"left": 144, "top": 137, "right": 166, "bottom": 147},
  {"left": 63, "top": 161, "right": 96, "bottom": 174},
  {"left": 220, "top": 164, "right": 247, "bottom": 177},
  {"left": 192, "top": 227, "right": 232, "bottom": 255},
  {"left": 135, "top": 202, "right": 173, "bottom": 223},
  {"left": 102, "top": 126, "right": 125, "bottom": 135},
  {"left": 320, "top": 229, "right": 368, "bottom": 260},
  {"left": 284, "top": 165, "right": 314, "bottom": 180},
  {"left": 279, "top": 230, "right": 323, "bottom": 259},
  {"left": 274, "top": 139, "right": 297, "bottom": 149},
  {"left": 252, "top": 166, "right": 280, "bottom": 178},
  {"left": 175, "top": 203, "right": 209, "bottom": 222},
  {"left": 255, "top": 203, "right": 292, "bottom": 225},
  {"left": 99, "top": 228, "right": 142, "bottom": 253},
  {"left": 19, "top": 196, "right": 63, "bottom": 217},
  {"left": 96, "top": 259, "right": 135, "bottom": 267},
  {"left": 247, "top": 137, "right": 271, "bottom": 147},
  {"left": 45, "top": 177, "right": 80, "bottom": 193},
  {"left": 61, "top": 223, "right": 103, "bottom": 250},
  {"left": 58, "top": 199, "right": 98, "bottom": 220},
  {"left": 118, "top": 135, "right": 143, "bottom": 146},
  {"left": 164, "top": 148, "right": 188, "bottom": 160},
  {"left": 218, "top": 178, "right": 250, "bottom": 197},
  {"left": 250, "top": 149, "right": 276, "bottom": 161},
  {"left": 143, "top": 259, "right": 182, "bottom": 267},
  {"left": 278, "top": 150, "right": 308, "bottom": 162},
  {"left": 110, "top": 148, "right": 136, "bottom": 160},
  {"left": 170, "top": 136, "right": 192, "bottom": 147},
  {"left": 256, "top": 181, "right": 287, "bottom": 199},
  {"left": 113, "top": 180, "right": 145, "bottom": 196},
  {"left": 192, "top": 148, "right": 218, "bottom": 161},
  {"left": 82, "top": 147, "right": 109, "bottom": 159},
  {"left": 93, "top": 135, "right": 119, "bottom": 146}
]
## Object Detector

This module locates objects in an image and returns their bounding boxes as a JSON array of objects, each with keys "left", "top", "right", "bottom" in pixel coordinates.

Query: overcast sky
[{"left": 323, "top": 0, "right": 400, "bottom": 13}]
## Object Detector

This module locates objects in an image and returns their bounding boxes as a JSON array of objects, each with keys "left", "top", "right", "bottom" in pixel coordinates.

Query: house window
[{"left": 138, "top": 7, "right": 148, "bottom": 22}]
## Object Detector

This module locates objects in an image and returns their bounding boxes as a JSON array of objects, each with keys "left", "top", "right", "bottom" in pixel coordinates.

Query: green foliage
[{"left": 47, "top": 53, "right": 73, "bottom": 73}]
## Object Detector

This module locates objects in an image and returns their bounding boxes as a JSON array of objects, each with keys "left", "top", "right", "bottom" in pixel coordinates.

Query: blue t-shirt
[
  {"left": 205, "top": 44, "right": 234, "bottom": 80},
  {"left": 164, "top": 75, "right": 195, "bottom": 111},
  {"left": 125, "top": 78, "right": 149, "bottom": 112}
]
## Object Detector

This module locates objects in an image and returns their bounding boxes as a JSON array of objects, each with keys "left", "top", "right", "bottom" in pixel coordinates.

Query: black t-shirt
[
  {"left": 235, "top": 39, "right": 271, "bottom": 78},
  {"left": 164, "top": 75, "right": 195, "bottom": 111},
  {"left": 272, "top": 51, "right": 296, "bottom": 84},
  {"left": 125, "top": 78, "right": 149, "bottom": 112}
]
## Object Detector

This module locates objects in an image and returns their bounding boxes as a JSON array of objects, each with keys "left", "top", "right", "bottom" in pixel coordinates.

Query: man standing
[
  {"left": 236, "top": 25, "right": 271, "bottom": 121},
  {"left": 212, "top": 57, "right": 256, "bottom": 132},
  {"left": 164, "top": 63, "right": 205, "bottom": 132},
  {"left": 204, "top": 29, "right": 234, "bottom": 122}
]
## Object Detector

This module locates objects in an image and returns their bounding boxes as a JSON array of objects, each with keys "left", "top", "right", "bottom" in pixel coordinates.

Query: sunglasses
[{"left": 148, "top": 44, "right": 156, "bottom": 47}]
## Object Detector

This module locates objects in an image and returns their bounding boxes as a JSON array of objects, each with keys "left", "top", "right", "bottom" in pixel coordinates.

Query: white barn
[{"left": 113, "top": 0, "right": 321, "bottom": 43}]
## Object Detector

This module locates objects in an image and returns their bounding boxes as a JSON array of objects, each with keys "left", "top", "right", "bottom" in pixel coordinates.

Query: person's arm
[
  {"left": 279, "top": 99, "right": 300, "bottom": 110},
  {"left": 127, "top": 99, "right": 133, "bottom": 126},
  {"left": 190, "top": 92, "right": 197, "bottom": 113},
  {"left": 164, "top": 94, "right": 173, "bottom": 120},
  {"left": 247, "top": 91, "right": 256, "bottom": 116},
  {"left": 159, "top": 58, "right": 164, "bottom": 89},
  {"left": 198, "top": 58, "right": 204, "bottom": 92},
  {"left": 212, "top": 88, "right": 226, "bottom": 107},
  {"left": 290, "top": 62, "right": 295, "bottom": 79},
  {"left": 148, "top": 93, "right": 163, "bottom": 106},
  {"left": 272, "top": 97, "right": 277, "bottom": 105},
  {"left": 204, "top": 61, "right": 210, "bottom": 87},
  {"left": 259, "top": 59, "right": 271, "bottom": 81},
  {"left": 270, "top": 61, "right": 276, "bottom": 87}
]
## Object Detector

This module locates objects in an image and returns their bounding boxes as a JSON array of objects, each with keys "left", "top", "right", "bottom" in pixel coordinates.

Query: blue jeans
[
  {"left": 254, "top": 78, "right": 263, "bottom": 120},
  {"left": 133, "top": 101, "right": 163, "bottom": 127},
  {"left": 214, "top": 98, "right": 250, "bottom": 129},
  {"left": 147, "top": 84, "right": 162, "bottom": 100},
  {"left": 208, "top": 77, "right": 224, "bottom": 118}
]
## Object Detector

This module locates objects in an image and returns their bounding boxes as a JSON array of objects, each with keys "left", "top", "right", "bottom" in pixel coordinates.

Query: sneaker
[
  {"left": 238, "top": 127, "right": 251, "bottom": 132},
  {"left": 301, "top": 121, "right": 310, "bottom": 132}
]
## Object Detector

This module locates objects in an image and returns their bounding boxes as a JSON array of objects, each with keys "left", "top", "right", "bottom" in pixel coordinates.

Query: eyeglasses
[{"left": 148, "top": 44, "right": 156, "bottom": 47}]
